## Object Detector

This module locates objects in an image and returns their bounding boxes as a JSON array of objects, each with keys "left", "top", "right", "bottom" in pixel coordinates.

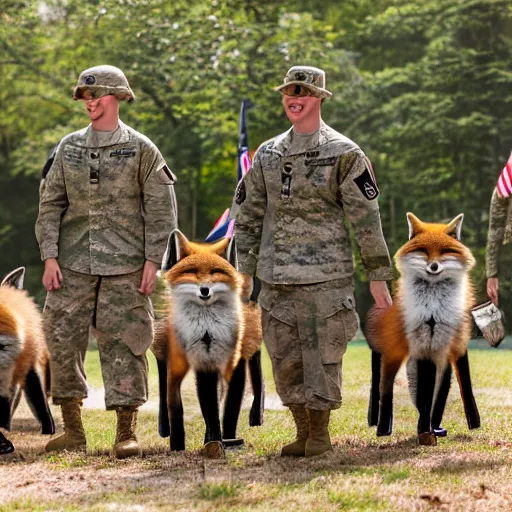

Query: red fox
[
  {"left": 151, "top": 230, "right": 264, "bottom": 458},
  {"left": 0, "top": 267, "right": 55, "bottom": 455},
  {"left": 365, "top": 213, "right": 480, "bottom": 446}
]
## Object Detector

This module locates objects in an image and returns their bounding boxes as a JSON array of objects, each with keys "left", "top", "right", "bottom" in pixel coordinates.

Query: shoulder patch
[
  {"left": 235, "top": 180, "right": 246, "bottom": 205},
  {"left": 353, "top": 167, "right": 379, "bottom": 201},
  {"left": 157, "top": 165, "right": 177, "bottom": 185}
]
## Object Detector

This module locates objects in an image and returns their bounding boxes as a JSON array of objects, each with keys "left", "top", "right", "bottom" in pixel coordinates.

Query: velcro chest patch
[
  {"left": 353, "top": 168, "right": 379, "bottom": 200},
  {"left": 110, "top": 148, "right": 137, "bottom": 158}
]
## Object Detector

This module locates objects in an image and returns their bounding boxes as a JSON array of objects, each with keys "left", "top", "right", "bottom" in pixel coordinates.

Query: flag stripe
[{"left": 496, "top": 155, "right": 512, "bottom": 198}]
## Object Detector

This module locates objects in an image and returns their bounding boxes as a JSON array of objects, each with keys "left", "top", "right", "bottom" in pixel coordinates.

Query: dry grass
[{"left": 1, "top": 340, "right": 512, "bottom": 511}]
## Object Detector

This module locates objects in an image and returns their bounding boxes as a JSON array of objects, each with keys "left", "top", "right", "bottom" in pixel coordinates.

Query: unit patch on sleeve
[
  {"left": 353, "top": 168, "right": 379, "bottom": 200},
  {"left": 235, "top": 180, "right": 246, "bottom": 205}
]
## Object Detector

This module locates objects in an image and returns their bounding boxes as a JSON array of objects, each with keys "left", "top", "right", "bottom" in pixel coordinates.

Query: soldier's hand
[
  {"left": 370, "top": 280, "right": 393, "bottom": 309},
  {"left": 42, "top": 258, "right": 63, "bottom": 292},
  {"left": 139, "top": 260, "right": 159, "bottom": 295},
  {"left": 487, "top": 277, "right": 499, "bottom": 306}
]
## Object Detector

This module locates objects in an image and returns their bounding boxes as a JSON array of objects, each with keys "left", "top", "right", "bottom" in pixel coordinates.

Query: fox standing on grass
[
  {"left": 151, "top": 230, "right": 264, "bottom": 459},
  {"left": 0, "top": 267, "right": 55, "bottom": 455},
  {"left": 366, "top": 213, "right": 480, "bottom": 446}
]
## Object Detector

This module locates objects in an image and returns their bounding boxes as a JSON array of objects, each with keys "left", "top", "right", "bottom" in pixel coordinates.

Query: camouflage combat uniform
[
  {"left": 234, "top": 121, "right": 393, "bottom": 410},
  {"left": 36, "top": 120, "right": 177, "bottom": 409},
  {"left": 486, "top": 188, "right": 512, "bottom": 278}
]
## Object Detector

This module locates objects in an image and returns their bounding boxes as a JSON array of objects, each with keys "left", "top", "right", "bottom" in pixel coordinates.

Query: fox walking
[
  {"left": 151, "top": 231, "right": 264, "bottom": 458},
  {"left": 0, "top": 267, "right": 55, "bottom": 454},
  {"left": 366, "top": 213, "right": 480, "bottom": 445}
]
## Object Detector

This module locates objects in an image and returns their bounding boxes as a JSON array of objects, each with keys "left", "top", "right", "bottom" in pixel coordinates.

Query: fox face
[
  {"left": 396, "top": 213, "right": 475, "bottom": 282},
  {"left": 164, "top": 232, "right": 243, "bottom": 307},
  {"left": 167, "top": 253, "right": 241, "bottom": 307}
]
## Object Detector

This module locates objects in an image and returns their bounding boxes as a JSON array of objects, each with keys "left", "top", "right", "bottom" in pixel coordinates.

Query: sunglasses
[{"left": 280, "top": 84, "right": 317, "bottom": 97}]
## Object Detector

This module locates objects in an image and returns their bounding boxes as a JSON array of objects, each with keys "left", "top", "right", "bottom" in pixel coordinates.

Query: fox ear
[
  {"left": 446, "top": 213, "right": 464, "bottom": 240},
  {"left": 210, "top": 237, "right": 230, "bottom": 257},
  {"left": 162, "top": 229, "right": 191, "bottom": 270},
  {"left": 406, "top": 213, "right": 423, "bottom": 240},
  {"left": 1, "top": 267, "right": 25, "bottom": 289}
]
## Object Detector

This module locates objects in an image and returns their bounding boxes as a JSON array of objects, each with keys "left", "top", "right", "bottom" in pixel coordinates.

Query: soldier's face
[
  {"left": 84, "top": 95, "right": 119, "bottom": 122},
  {"left": 282, "top": 93, "right": 322, "bottom": 124}
]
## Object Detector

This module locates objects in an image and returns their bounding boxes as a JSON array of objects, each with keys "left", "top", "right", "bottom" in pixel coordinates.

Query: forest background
[{"left": 1, "top": 0, "right": 512, "bottom": 319}]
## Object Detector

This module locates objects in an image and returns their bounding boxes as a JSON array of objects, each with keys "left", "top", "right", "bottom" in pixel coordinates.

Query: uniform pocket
[
  {"left": 123, "top": 295, "right": 155, "bottom": 356},
  {"left": 315, "top": 287, "right": 359, "bottom": 364}
]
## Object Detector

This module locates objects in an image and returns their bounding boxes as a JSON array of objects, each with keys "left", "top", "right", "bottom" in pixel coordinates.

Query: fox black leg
[
  {"left": 455, "top": 351, "right": 480, "bottom": 430},
  {"left": 248, "top": 350, "right": 264, "bottom": 427},
  {"left": 169, "top": 374, "right": 186, "bottom": 452},
  {"left": 222, "top": 359, "right": 246, "bottom": 443},
  {"left": 431, "top": 364, "right": 452, "bottom": 437},
  {"left": 24, "top": 369, "right": 55, "bottom": 435},
  {"left": 0, "top": 396, "right": 11, "bottom": 431},
  {"left": 0, "top": 430, "right": 14, "bottom": 455},
  {"left": 416, "top": 359, "right": 437, "bottom": 445},
  {"left": 157, "top": 358, "right": 170, "bottom": 438},
  {"left": 368, "top": 350, "right": 381, "bottom": 427},
  {"left": 377, "top": 358, "right": 401, "bottom": 436}
]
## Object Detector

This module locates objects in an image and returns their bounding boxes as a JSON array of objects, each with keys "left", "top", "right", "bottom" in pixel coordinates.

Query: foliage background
[{"left": 1, "top": 0, "right": 511, "bottom": 316}]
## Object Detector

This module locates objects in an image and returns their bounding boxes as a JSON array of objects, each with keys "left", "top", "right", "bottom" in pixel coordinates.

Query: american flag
[
  {"left": 496, "top": 153, "right": 512, "bottom": 199},
  {"left": 205, "top": 100, "right": 253, "bottom": 243}
]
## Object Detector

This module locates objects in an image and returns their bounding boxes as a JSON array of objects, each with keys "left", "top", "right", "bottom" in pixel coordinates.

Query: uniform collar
[
  {"left": 82, "top": 120, "right": 131, "bottom": 148},
  {"left": 270, "top": 120, "right": 333, "bottom": 156}
]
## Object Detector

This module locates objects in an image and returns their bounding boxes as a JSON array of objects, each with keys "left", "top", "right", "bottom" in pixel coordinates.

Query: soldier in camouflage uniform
[
  {"left": 35, "top": 65, "right": 178, "bottom": 458},
  {"left": 486, "top": 157, "right": 512, "bottom": 305},
  {"left": 233, "top": 66, "right": 393, "bottom": 457}
]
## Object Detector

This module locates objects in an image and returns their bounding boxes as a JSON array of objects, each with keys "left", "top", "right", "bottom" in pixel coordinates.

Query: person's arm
[
  {"left": 339, "top": 152, "right": 394, "bottom": 307},
  {"left": 486, "top": 189, "right": 509, "bottom": 305},
  {"left": 233, "top": 153, "right": 267, "bottom": 277},
  {"left": 35, "top": 146, "right": 68, "bottom": 263},
  {"left": 486, "top": 189, "right": 508, "bottom": 279},
  {"left": 140, "top": 143, "right": 177, "bottom": 294}
]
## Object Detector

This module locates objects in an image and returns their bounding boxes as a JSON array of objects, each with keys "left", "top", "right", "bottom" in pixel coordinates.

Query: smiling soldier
[
  {"left": 35, "top": 65, "right": 177, "bottom": 458},
  {"left": 233, "top": 66, "right": 394, "bottom": 457}
]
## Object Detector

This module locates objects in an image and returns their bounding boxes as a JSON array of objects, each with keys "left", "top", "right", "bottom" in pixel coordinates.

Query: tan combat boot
[
  {"left": 281, "top": 404, "right": 309, "bottom": 457},
  {"left": 113, "top": 407, "right": 141, "bottom": 459},
  {"left": 45, "top": 400, "right": 86, "bottom": 452},
  {"left": 305, "top": 409, "right": 333, "bottom": 457}
]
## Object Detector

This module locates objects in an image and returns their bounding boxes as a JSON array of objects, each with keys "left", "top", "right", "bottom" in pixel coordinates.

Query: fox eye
[
  {"left": 440, "top": 248, "right": 460, "bottom": 255},
  {"left": 211, "top": 268, "right": 228, "bottom": 275},
  {"left": 414, "top": 248, "right": 428, "bottom": 254},
  {"left": 183, "top": 267, "right": 198, "bottom": 275}
]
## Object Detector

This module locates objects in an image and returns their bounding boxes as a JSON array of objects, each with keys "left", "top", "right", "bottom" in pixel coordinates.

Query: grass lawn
[{"left": 1, "top": 338, "right": 512, "bottom": 511}]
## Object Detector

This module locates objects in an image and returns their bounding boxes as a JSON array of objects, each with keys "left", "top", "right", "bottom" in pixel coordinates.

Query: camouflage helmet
[
  {"left": 73, "top": 65, "right": 135, "bottom": 102},
  {"left": 275, "top": 66, "right": 332, "bottom": 99}
]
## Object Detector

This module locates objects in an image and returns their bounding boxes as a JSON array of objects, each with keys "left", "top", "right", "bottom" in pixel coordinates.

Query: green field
[{"left": 1, "top": 339, "right": 512, "bottom": 511}]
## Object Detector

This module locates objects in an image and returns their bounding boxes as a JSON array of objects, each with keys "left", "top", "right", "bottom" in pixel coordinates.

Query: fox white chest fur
[
  {"left": 171, "top": 283, "right": 243, "bottom": 373},
  {"left": 399, "top": 255, "right": 468, "bottom": 366},
  {"left": 401, "top": 277, "right": 467, "bottom": 363}
]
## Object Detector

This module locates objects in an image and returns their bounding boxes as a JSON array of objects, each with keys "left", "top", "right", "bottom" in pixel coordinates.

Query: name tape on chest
[
  {"left": 353, "top": 167, "right": 379, "bottom": 201},
  {"left": 304, "top": 156, "right": 337, "bottom": 167},
  {"left": 110, "top": 148, "right": 137, "bottom": 158}
]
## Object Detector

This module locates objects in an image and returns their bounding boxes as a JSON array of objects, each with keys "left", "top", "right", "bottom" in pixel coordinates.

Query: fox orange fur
[
  {"left": 151, "top": 231, "right": 264, "bottom": 458},
  {"left": 0, "top": 267, "right": 55, "bottom": 455},
  {"left": 366, "top": 213, "right": 480, "bottom": 446}
]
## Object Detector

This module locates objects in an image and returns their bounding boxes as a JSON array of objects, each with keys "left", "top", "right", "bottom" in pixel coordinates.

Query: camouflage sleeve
[
  {"left": 35, "top": 146, "right": 69, "bottom": 261},
  {"left": 485, "top": 188, "right": 508, "bottom": 278},
  {"left": 339, "top": 152, "right": 394, "bottom": 281},
  {"left": 233, "top": 152, "right": 267, "bottom": 276},
  {"left": 140, "top": 142, "right": 178, "bottom": 266}
]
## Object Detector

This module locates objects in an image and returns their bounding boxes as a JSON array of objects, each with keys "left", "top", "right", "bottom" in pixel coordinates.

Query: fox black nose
[
  {"left": 199, "top": 286, "right": 210, "bottom": 299},
  {"left": 430, "top": 262, "right": 439, "bottom": 272}
]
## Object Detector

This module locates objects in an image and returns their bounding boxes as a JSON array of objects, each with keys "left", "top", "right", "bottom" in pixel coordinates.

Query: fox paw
[
  {"left": 203, "top": 441, "right": 225, "bottom": 459},
  {"left": 418, "top": 432, "right": 437, "bottom": 446}
]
